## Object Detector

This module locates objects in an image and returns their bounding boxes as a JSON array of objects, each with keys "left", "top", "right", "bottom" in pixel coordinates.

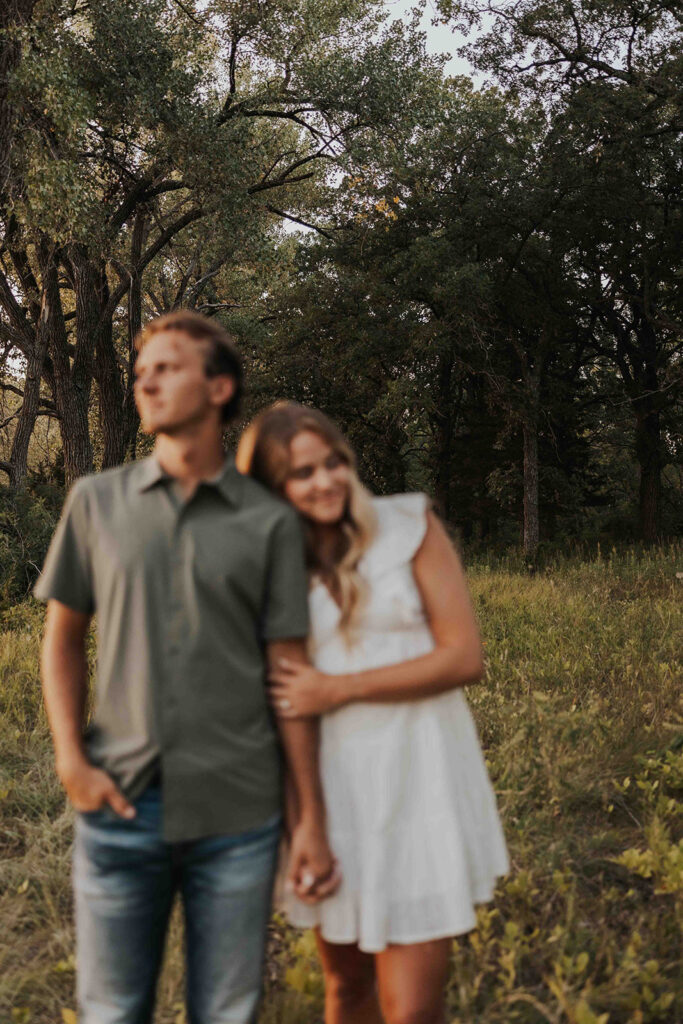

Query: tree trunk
[
  {"left": 521, "top": 362, "right": 541, "bottom": 560},
  {"left": 632, "top": 320, "right": 663, "bottom": 543},
  {"left": 522, "top": 417, "right": 539, "bottom": 559},
  {"left": 610, "top": 312, "right": 664, "bottom": 543},
  {"left": 0, "top": 3, "right": 40, "bottom": 485},
  {"left": 7, "top": 290, "right": 50, "bottom": 488},
  {"left": 94, "top": 267, "right": 126, "bottom": 469},
  {"left": 432, "top": 350, "right": 455, "bottom": 521},
  {"left": 46, "top": 246, "right": 94, "bottom": 485},
  {"left": 97, "top": 319, "right": 126, "bottom": 469},
  {"left": 515, "top": 336, "right": 546, "bottom": 561},
  {"left": 123, "top": 211, "right": 146, "bottom": 459},
  {"left": 634, "top": 404, "right": 662, "bottom": 543}
]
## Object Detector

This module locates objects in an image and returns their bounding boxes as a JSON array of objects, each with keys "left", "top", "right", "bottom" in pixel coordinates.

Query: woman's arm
[{"left": 269, "top": 511, "right": 484, "bottom": 717}]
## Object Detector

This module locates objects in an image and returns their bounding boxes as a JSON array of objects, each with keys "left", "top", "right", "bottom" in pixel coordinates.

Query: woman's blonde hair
[{"left": 236, "top": 402, "right": 377, "bottom": 636}]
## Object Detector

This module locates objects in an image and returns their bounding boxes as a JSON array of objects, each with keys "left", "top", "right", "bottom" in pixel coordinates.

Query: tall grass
[{"left": 1, "top": 548, "right": 681, "bottom": 1023}]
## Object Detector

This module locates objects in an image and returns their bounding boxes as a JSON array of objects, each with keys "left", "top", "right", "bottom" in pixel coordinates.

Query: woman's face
[{"left": 283, "top": 430, "right": 351, "bottom": 525}]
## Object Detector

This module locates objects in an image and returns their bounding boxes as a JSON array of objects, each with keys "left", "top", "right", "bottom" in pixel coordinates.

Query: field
[{"left": 1, "top": 546, "right": 681, "bottom": 1024}]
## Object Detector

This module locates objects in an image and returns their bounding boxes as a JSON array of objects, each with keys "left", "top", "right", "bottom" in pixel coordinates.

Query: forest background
[
  {"left": 0, "top": 1, "right": 682, "bottom": 1023},
  {"left": 0, "top": 0, "right": 681, "bottom": 570}
]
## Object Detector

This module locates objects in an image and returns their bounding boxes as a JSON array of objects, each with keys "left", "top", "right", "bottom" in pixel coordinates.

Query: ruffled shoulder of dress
[{"left": 359, "top": 492, "right": 431, "bottom": 578}]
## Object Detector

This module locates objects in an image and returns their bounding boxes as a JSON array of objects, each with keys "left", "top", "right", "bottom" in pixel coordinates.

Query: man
[{"left": 34, "top": 311, "right": 337, "bottom": 1024}]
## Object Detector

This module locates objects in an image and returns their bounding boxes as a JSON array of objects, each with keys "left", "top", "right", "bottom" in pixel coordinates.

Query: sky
[{"left": 384, "top": 0, "right": 479, "bottom": 79}]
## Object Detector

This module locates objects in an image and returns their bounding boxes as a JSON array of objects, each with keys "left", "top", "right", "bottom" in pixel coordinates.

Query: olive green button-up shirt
[{"left": 33, "top": 455, "right": 309, "bottom": 842}]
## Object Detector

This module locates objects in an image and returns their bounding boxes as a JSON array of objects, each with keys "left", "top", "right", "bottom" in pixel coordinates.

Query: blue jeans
[{"left": 73, "top": 785, "right": 281, "bottom": 1024}]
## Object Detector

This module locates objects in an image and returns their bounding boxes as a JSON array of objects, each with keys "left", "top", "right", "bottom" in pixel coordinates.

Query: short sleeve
[
  {"left": 359, "top": 493, "right": 430, "bottom": 579},
  {"left": 33, "top": 480, "right": 94, "bottom": 614},
  {"left": 261, "top": 506, "right": 310, "bottom": 640}
]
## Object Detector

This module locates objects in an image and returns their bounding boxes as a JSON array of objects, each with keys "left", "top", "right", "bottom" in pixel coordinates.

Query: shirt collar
[
  {"left": 134, "top": 455, "right": 169, "bottom": 492},
  {"left": 134, "top": 453, "right": 244, "bottom": 507},
  {"left": 210, "top": 455, "right": 245, "bottom": 507}
]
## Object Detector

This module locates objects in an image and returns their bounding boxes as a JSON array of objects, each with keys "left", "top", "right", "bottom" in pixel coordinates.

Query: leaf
[
  {"left": 285, "top": 963, "right": 309, "bottom": 993},
  {"left": 294, "top": 929, "right": 319, "bottom": 959},
  {"left": 575, "top": 951, "right": 589, "bottom": 974},
  {"left": 574, "top": 999, "right": 609, "bottom": 1024},
  {"left": 61, "top": 1011, "right": 77, "bottom": 1024},
  {"left": 54, "top": 954, "right": 76, "bottom": 973}
]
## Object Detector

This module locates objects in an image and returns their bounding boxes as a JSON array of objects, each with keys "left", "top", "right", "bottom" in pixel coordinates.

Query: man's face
[{"left": 134, "top": 329, "right": 234, "bottom": 436}]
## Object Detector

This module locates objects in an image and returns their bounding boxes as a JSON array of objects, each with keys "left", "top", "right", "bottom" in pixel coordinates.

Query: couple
[{"left": 35, "top": 310, "right": 508, "bottom": 1024}]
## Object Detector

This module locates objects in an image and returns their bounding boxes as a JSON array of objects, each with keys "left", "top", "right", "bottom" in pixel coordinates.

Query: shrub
[{"left": 0, "top": 484, "right": 62, "bottom": 612}]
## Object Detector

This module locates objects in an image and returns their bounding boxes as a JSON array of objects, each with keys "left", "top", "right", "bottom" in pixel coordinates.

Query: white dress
[{"left": 282, "top": 493, "right": 509, "bottom": 953}]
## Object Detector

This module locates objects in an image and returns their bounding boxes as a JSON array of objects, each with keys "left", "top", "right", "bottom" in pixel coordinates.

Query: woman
[{"left": 236, "top": 402, "right": 508, "bottom": 1024}]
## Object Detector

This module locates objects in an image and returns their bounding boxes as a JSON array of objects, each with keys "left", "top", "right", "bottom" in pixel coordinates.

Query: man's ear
[{"left": 209, "top": 374, "right": 236, "bottom": 409}]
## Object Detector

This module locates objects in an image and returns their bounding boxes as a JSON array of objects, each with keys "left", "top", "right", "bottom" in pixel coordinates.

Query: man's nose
[{"left": 137, "top": 372, "right": 157, "bottom": 392}]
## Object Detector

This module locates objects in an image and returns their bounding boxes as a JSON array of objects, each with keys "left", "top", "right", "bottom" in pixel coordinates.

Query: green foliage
[
  {"left": 0, "top": 485, "right": 61, "bottom": 611},
  {"left": 615, "top": 749, "right": 683, "bottom": 900},
  {"left": 7, "top": 0, "right": 441, "bottom": 246},
  {"left": 2, "top": 0, "right": 681, "bottom": 541},
  {"left": 428, "top": 0, "right": 683, "bottom": 546},
  {"left": 251, "top": 10, "right": 682, "bottom": 541},
  {"left": 436, "top": 0, "right": 681, "bottom": 99}
]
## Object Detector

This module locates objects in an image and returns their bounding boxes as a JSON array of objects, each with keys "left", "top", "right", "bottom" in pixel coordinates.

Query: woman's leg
[
  {"left": 375, "top": 938, "right": 451, "bottom": 1024},
  {"left": 315, "top": 931, "right": 383, "bottom": 1024}
]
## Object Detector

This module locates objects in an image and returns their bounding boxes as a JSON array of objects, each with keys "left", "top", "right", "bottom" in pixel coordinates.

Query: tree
[
  {"left": 0, "top": 0, "right": 442, "bottom": 485},
  {"left": 257, "top": 84, "right": 589, "bottom": 553},
  {"left": 437, "top": 0, "right": 683, "bottom": 541}
]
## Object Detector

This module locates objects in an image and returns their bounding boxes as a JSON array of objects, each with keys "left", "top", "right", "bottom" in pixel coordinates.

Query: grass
[{"left": 1, "top": 545, "right": 682, "bottom": 1024}]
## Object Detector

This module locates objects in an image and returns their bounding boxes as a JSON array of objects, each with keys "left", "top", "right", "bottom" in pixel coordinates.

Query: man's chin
[
  {"left": 139, "top": 418, "right": 165, "bottom": 436},
  {"left": 138, "top": 406, "right": 216, "bottom": 437},
  {"left": 139, "top": 416, "right": 183, "bottom": 436}
]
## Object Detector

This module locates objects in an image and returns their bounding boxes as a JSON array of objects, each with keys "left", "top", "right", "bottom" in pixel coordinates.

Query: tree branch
[
  {"left": 0, "top": 379, "right": 58, "bottom": 411},
  {"left": 248, "top": 171, "right": 316, "bottom": 194},
  {"left": 0, "top": 264, "right": 34, "bottom": 354},
  {"left": 266, "top": 205, "right": 334, "bottom": 239},
  {"left": 101, "top": 206, "right": 204, "bottom": 325},
  {"left": 169, "top": 0, "right": 206, "bottom": 26}
]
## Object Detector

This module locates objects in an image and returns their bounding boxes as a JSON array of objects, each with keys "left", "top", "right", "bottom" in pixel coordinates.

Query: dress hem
[
  {"left": 303, "top": 918, "right": 479, "bottom": 955},
  {"left": 285, "top": 881, "right": 507, "bottom": 953}
]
